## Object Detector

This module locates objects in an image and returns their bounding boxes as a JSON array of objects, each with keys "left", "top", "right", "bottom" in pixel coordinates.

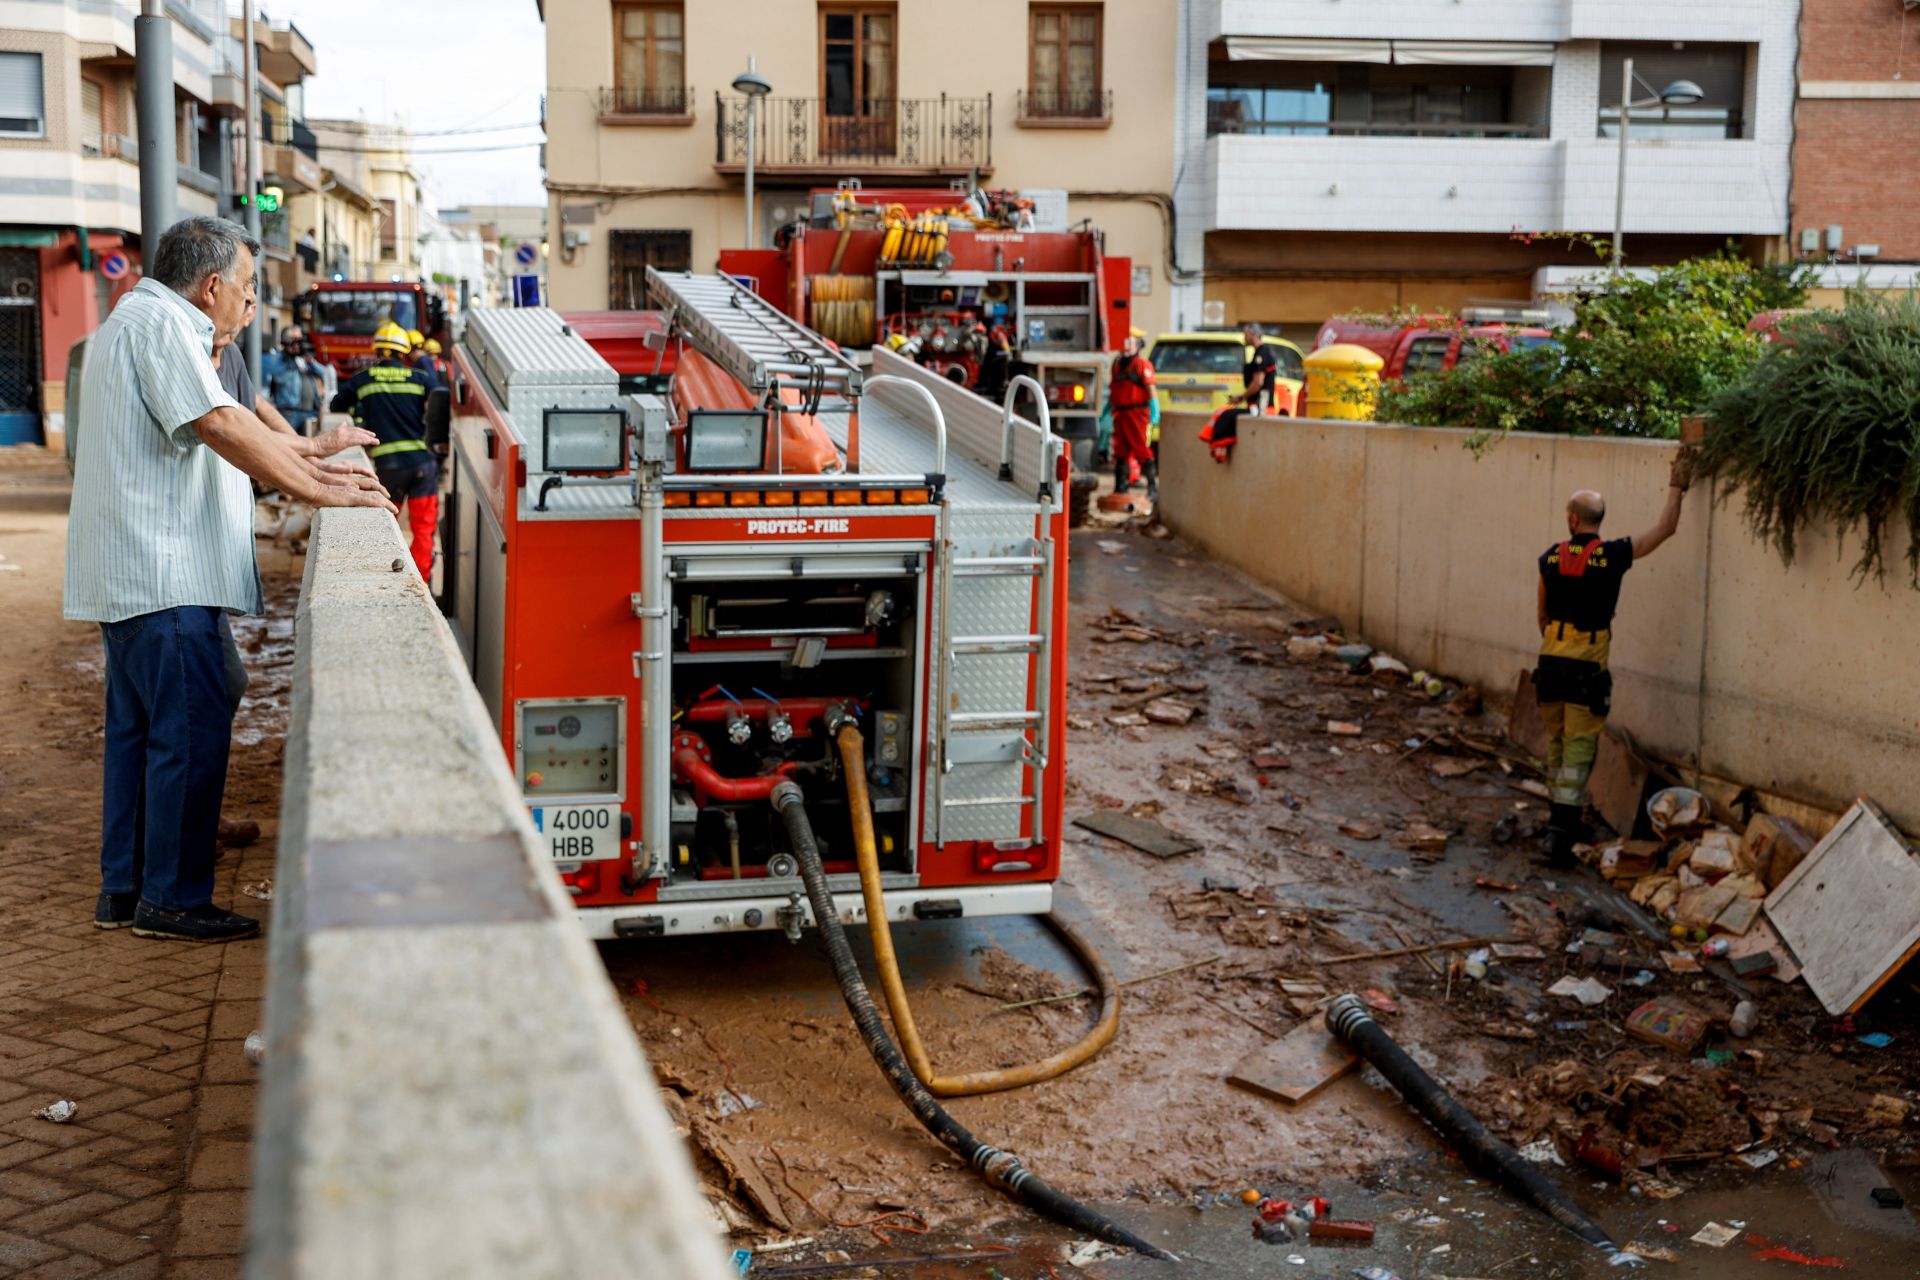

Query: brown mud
[{"left": 600, "top": 511, "right": 1920, "bottom": 1273}]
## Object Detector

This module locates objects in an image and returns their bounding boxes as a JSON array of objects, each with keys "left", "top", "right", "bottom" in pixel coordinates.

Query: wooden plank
[
  {"left": 1764, "top": 797, "right": 1920, "bottom": 1015},
  {"left": 1071, "top": 809, "right": 1201, "bottom": 859},
  {"left": 1226, "top": 1015, "right": 1359, "bottom": 1105}
]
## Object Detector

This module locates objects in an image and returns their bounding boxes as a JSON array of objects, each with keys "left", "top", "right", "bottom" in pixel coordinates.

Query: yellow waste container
[{"left": 1303, "top": 344, "right": 1385, "bottom": 421}]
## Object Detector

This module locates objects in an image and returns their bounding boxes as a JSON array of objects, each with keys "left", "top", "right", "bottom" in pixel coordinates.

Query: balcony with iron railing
[
  {"left": 714, "top": 95, "right": 992, "bottom": 179},
  {"left": 1015, "top": 87, "right": 1112, "bottom": 128},
  {"left": 598, "top": 84, "right": 694, "bottom": 124}
]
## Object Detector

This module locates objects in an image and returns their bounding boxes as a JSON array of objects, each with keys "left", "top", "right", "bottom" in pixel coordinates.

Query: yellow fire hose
[{"left": 835, "top": 722, "right": 1119, "bottom": 1096}]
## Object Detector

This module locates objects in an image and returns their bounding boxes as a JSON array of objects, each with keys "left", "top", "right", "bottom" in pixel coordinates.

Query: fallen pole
[
  {"left": 1326, "top": 994, "right": 1642, "bottom": 1268},
  {"left": 1317, "top": 935, "right": 1512, "bottom": 966}
]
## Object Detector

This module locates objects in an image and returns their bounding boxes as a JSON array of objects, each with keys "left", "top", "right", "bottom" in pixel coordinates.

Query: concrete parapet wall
[
  {"left": 1158, "top": 413, "right": 1920, "bottom": 833},
  {"left": 251, "top": 505, "right": 729, "bottom": 1279}
]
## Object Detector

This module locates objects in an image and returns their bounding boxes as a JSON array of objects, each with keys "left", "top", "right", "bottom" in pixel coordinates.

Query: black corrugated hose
[
  {"left": 769, "top": 783, "right": 1178, "bottom": 1262},
  {"left": 1326, "top": 993, "right": 1644, "bottom": 1268}
]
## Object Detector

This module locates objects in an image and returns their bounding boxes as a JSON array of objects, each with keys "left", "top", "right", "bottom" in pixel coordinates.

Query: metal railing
[
  {"left": 1208, "top": 115, "right": 1546, "bottom": 139},
  {"left": 290, "top": 116, "right": 319, "bottom": 159},
  {"left": 599, "top": 84, "right": 693, "bottom": 116},
  {"left": 715, "top": 94, "right": 991, "bottom": 170},
  {"left": 1016, "top": 87, "right": 1111, "bottom": 121}
]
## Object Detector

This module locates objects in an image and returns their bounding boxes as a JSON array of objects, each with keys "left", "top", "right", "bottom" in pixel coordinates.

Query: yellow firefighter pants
[{"left": 1537, "top": 625, "right": 1611, "bottom": 810}]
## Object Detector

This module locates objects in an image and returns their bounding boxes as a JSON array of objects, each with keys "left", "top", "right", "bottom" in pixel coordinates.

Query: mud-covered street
[
  {"left": 8, "top": 441, "right": 1920, "bottom": 1277},
  {"left": 600, "top": 514, "right": 1920, "bottom": 1278}
]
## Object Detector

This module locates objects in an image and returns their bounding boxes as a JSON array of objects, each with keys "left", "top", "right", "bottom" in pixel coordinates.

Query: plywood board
[
  {"left": 1764, "top": 798, "right": 1920, "bottom": 1014},
  {"left": 1589, "top": 730, "right": 1652, "bottom": 839},
  {"left": 1072, "top": 810, "right": 1202, "bottom": 859},
  {"left": 1226, "top": 1015, "right": 1359, "bottom": 1105}
]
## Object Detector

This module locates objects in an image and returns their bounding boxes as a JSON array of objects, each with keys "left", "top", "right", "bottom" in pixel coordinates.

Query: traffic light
[{"left": 232, "top": 186, "right": 283, "bottom": 213}]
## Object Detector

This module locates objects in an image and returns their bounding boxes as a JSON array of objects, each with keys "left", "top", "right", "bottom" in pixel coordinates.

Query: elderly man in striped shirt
[{"left": 64, "top": 216, "right": 396, "bottom": 943}]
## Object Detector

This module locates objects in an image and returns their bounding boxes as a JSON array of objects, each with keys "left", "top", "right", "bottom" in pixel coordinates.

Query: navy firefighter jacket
[{"left": 328, "top": 357, "right": 435, "bottom": 466}]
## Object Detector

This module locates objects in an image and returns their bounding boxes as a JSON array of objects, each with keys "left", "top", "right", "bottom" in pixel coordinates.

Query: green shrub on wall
[
  {"left": 1370, "top": 241, "right": 1813, "bottom": 449},
  {"left": 1699, "top": 291, "right": 1920, "bottom": 585}
]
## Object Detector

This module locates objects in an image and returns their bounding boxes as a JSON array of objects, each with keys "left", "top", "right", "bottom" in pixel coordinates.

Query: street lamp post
[
  {"left": 1611, "top": 58, "right": 1706, "bottom": 279},
  {"left": 732, "top": 58, "right": 773, "bottom": 250}
]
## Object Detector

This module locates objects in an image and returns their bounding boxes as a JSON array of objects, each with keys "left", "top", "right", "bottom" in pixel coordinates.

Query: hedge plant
[{"left": 1367, "top": 239, "right": 1812, "bottom": 448}]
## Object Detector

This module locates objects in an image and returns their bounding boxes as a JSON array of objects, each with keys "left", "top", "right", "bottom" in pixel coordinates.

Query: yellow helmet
[
  {"left": 406, "top": 328, "right": 426, "bottom": 348},
  {"left": 372, "top": 321, "right": 411, "bottom": 355},
  {"left": 424, "top": 338, "right": 442, "bottom": 355}
]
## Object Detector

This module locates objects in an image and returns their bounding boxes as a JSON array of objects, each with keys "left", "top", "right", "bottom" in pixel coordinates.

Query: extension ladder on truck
[{"left": 645, "top": 267, "right": 861, "bottom": 411}]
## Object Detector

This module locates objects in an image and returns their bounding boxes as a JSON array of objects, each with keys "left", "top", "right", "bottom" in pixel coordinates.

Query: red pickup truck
[{"left": 1314, "top": 317, "right": 1557, "bottom": 382}]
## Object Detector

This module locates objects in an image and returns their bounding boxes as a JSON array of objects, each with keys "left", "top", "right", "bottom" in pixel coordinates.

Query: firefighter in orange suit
[
  {"left": 329, "top": 321, "right": 438, "bottom": 578},
  {"left": 1104, "top": 328, "right": 1159, "bottom": 500}
]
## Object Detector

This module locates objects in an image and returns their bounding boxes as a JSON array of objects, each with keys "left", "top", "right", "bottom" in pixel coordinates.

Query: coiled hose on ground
[
  {"left": 769, "top": 781, "right": 1177, "bottom": 1261},
  {"left": 1326, "top": 993, "right": 1643, "bottom": 1268},
  {"left": 832, "top": 720, "right": 1119, "bottom": 1096}
]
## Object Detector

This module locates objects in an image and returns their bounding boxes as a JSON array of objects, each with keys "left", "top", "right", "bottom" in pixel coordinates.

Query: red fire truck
[
  {"left": 441, "top": 269, "right": 1069, "bottom": 939},
  {"left": 295, "top": 279, "right": 445, "bottom": 374},
  {"left": 718, "top": 186, "right": 1131, "bottom": 469}
]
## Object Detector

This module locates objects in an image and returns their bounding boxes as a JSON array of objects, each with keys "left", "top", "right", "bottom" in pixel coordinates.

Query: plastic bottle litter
[
  {"left": 1729, "top": 1001, "right": 1758, "bottom": 1038},
  {"left": 34, "top": 1100, "right": 77, "bottom": 1124},
  {"left": 244, "top": 1031, "right": 267, "bottom": 1066},
  {"left": 1701, "top": 937, "right": 1731, "bottom": 958}
]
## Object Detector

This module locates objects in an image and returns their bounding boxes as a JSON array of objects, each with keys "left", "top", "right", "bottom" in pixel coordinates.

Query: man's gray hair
[
  {"left": 1242, "top": 322, "right": 1263, "bottom": 338},
  {"left": 150, "top": 215, "right": 261, "bottom": 295}
]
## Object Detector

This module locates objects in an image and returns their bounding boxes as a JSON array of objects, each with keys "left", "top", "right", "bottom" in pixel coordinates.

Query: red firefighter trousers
[
  {"left": 1112, "top": 406, "right": 1153, "bottom": 470},
  {"left": 376, "top": 460, "right": 439, "bottom": 579}
]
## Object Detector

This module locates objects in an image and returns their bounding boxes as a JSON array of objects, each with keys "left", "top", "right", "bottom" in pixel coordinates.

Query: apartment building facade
[
  {"left": 1171, "top": 0, "right": 1800, "bottom": 342},
  {"left": 0, "top": 1, "right": 324, "bottom": 443},
  {"left": 1790, "top": 0, "right": 1920, "bottom": 272},
  {"left": 540, "top": 0, "right": 1178, "bottom": 336}
]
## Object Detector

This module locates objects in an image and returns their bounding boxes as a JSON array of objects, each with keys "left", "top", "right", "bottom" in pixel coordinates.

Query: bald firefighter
[
  {"left": 330, "top": 321, "right": 438, "bottom": 578},
  {"left": 1535, "top": 454, "right": 1693, "bottom": 864}
]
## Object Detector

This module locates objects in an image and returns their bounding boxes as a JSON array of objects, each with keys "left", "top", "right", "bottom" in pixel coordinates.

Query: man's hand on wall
[{"left": 1669, "top": 447, "right": 1698, "bottom": 493}]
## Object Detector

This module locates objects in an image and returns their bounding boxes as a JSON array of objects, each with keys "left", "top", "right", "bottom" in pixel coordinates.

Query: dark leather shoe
[
  {"left": 94, "top": 891, "right": 138, "bottom": 930},
  {"left": 130, "top": 902, "right": 260, "bottom": 942}
]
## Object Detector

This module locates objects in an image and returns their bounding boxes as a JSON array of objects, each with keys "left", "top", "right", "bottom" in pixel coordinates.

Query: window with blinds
[
  {"left": 0, "top": 51, "right": 46, "bottom": 138},
  {"left": 81, "top": 79, "right": 103, "bottom": 155}
]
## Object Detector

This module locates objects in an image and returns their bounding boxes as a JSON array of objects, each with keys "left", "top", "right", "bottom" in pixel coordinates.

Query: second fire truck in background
[{"left": 719, "top": 185, "right": 1131, "bottom": 469}]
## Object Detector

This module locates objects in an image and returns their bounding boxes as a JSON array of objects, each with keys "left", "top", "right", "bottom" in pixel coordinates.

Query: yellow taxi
[{"left": 1145, "top": 331, "right": 1307, "bottom": 417}]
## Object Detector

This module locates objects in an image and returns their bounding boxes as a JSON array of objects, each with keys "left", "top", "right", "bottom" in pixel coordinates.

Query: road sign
[
  {"left": 511, "top": 274, "right": 541, "bottom": 307},
  {"left": 99, "top": 251, "right": 130, "bottom": 280},
  {"left": 514, "top": 242, "right": 538, "bottom": 267}
]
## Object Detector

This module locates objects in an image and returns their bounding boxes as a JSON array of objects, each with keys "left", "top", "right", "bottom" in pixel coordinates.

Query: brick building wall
[{"left": 1792, "top": 0, "right": 1920, "bottom": 260}]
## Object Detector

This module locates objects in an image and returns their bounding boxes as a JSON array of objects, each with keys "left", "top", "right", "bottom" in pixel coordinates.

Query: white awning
[
  {"left": 1226, "top": 37, "right": 1391, "bottom": 64},
  {"left": 1391, "top": 41, "right": 1556, "bottom": 67}
]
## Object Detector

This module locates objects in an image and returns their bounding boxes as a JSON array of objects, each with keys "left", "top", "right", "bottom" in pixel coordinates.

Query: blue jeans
[{"left": 99, "top": 606, "right": 234, "bottom": 911}]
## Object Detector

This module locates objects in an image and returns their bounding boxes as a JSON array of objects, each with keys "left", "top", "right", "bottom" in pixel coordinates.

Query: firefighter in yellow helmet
[
  {"left": 329, "top": 321, "right": 438, "bottom": 577},
  {"left": 406, "top": 327, "right": 440, "bottom": 388}
]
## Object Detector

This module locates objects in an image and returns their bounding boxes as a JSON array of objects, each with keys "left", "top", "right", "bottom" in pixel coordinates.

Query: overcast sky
[{"left": 262, "top": 0, "right": 549, "bottom": 209}]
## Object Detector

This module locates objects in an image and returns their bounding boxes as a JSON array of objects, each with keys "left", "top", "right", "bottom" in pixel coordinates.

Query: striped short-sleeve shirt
[{"left": 63, "top": 277, "right": 260, "bottom": 624}]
